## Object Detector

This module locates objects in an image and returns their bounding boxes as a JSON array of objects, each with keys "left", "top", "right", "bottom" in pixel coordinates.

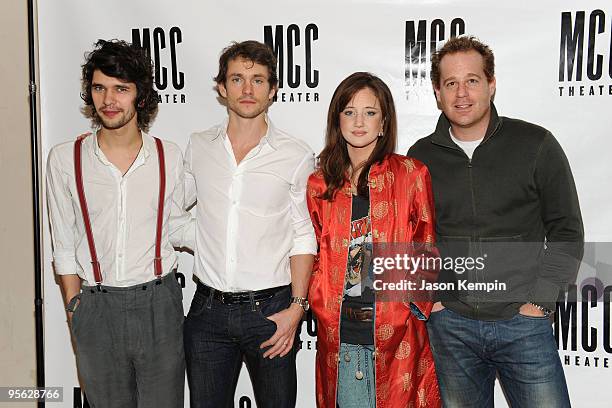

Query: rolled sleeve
[
  {"left": 167, "top": 146, "right": 195, "bottom": 250},
  {"left": 46, "top": 147, "right": 78, "bottom": 276},
  {"left": 289, "top": 151, "right": 317, "bottom": 256}
]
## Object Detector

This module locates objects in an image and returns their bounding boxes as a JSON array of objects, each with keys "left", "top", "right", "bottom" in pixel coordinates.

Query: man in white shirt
[
  {"left": 46, "top": 40, "right": 190, "bottom": 408},
  {"left": 183, "top": 40, "right": 317, "bottom": 408}
]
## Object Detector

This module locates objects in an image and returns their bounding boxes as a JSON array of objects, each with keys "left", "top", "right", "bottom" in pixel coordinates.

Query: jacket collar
[{"left": 431, "top": 102, "right": 502, "bottom": 148}]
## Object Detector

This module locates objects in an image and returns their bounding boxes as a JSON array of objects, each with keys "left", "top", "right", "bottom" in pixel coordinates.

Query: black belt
[
  {"left": 196, "top": 281, "right": 289, "bottom": 305},
  {"left": 342, "top": 306, "right": 374, "bottom": 322}
]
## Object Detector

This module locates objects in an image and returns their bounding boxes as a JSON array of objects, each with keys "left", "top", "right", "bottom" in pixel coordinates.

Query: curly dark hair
[
  {"left": 430, "top": 36, "right": 495, "bottom": 89},
  {"left": 81, "top": 39, "right": 159, "bottom": 131},
  {"left": 318, "top": 72, "right": 397, "bottom": 200},
  {"left": 214, "top": 40, "right": 278, "bottom": 97}
]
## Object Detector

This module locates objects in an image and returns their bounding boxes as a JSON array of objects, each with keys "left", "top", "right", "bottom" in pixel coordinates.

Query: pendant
[
  {"left": 344, "top": 353, "right": 351, "bottom": 362},
  {"left": 355, "top": 370, "right": 364, "bottom": 380}
]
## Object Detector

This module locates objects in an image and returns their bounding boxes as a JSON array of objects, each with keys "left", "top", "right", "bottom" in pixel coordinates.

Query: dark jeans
[
  {"left": 427, "top": 307, "right": 571, "bottom": 408},
  {"left": 184, "top": 284, "right": 298, "bottom": 408},
  {"left": 71, "top": 273, "right": 185, "bottom": 408}
]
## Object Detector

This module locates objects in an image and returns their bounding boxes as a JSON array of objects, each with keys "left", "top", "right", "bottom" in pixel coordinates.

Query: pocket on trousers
[
  {"left": 186, "top": 291, "right": 207, "bottom": 318},
  {"left": 166, "top": 278, "right": 185, "bottom": 317},
  {"left": 256, "top": 294, "right": 290, "bottom": 327},
  {"left": 427, "top": 306, "right": 449, "bottom": 322},
  {"left": 516, "top": 312, "right": 551, "bottom": 321},
  {"left": 70, "top": 295, "right": 89, "bottom": 337}
]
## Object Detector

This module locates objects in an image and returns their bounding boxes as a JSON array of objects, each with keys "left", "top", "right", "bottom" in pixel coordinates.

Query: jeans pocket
[
  {"left": 187, "top": 291, "right": 207, "bottom": 318},
  {"left": 516, "top": 312, "right": 551, "bottom": 321},
  {"left": 256, "top": 293, "right": 290, "bottom": 327}
]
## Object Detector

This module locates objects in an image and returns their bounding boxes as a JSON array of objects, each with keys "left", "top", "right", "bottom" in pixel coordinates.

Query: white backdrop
[{"left": 38, "top": 0, "right": 612, "bottom": 406}]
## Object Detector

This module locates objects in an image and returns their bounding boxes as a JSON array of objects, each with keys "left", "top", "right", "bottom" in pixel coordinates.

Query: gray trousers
[{"left": 70, "top": 273, "right": 185, "bottom": 408}]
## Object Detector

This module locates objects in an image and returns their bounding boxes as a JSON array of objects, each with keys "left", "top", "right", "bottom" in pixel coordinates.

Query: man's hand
[
  {"left": 431, "top": 301, "right": 446, "bottom": 313},
  {"left": 66, "top": 307, "right": 78, "bottom": 325},
  {"left": 519, "top": 303, "right": 546, "bottom": 317},
  {"left": 59, "top": 274, "right": 82, "bottom": 324},
  {"left": 260, "top": 304, "right": 304, "bottom": 359}
]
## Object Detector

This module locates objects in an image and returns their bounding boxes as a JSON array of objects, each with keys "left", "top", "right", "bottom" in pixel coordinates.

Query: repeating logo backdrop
[{"left": 38, "top": 0, "right": 611, "bottom": 406}]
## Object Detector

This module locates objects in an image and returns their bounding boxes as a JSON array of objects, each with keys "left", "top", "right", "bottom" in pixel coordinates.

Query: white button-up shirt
[
  {"left": 185, "top": 118, "right": 317, "bottom": 291},
  {"left": 46, "top": 131, "right": 191, "bottom": 287}
]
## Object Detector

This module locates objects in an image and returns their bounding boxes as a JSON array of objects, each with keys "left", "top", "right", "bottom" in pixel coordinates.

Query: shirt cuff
[
  {"left": 53, "top": 255, "right": 77, "bottom": 276},
  {"left": 289, "top": 235, "right": 318, "bottom": 257}
]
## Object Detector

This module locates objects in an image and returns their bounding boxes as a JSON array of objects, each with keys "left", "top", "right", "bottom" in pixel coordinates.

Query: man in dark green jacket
[{"left": 408, "top": 36, "right": 583, "bottom": 407}]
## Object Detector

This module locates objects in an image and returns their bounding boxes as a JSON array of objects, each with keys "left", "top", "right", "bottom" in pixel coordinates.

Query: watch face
[{"left": 292, "top": 297, "right": 309, "bottom": 312}]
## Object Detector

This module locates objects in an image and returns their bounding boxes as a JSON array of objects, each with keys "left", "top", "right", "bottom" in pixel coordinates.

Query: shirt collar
[
  {"left": 432, "top": 102, "right": 501, "bottom": 148},
  {"left": 92, "top": 129, "right": 152, "bottom": 165},
  {"left": 213, "top": 115, "right": 279, "bottom": 150}
]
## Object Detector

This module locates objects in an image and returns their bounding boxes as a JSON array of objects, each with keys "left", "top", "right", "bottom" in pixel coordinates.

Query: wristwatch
[
  {"left": 528, "top": 302, "right": 552, "bottom": 317},
  {"left": 290, "top": 296, "right": 310, "bottom": 312}
]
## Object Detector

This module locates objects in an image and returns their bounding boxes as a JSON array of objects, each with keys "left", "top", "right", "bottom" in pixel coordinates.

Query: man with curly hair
[{"left": 46, "top": 39, "right": 190, "bottom": 408}]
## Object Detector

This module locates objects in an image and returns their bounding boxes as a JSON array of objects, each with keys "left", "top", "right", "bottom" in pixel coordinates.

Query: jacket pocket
[{"left": 477, "top": 234, "right": 540, "bottom": 301}]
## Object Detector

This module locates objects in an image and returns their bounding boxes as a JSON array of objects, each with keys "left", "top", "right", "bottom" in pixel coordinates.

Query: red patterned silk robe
[{"left": 306, "top": 154, "right": 441, "bottom": 408}]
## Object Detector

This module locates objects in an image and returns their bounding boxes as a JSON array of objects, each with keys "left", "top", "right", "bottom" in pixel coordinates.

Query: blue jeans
[
  {"left": 427, "top": 307, "right": 570, "bottom": 408},
  {"left": 337, "top": 343, "right": 376, "bottom": 408},
  {"left": 184, "top": 284, "right": 298, "bottom": 408}
]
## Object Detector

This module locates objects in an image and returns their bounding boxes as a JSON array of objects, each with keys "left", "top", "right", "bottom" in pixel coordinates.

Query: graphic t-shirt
[{"left": 340, "top": 193, "right": 375, "bottom": 345}]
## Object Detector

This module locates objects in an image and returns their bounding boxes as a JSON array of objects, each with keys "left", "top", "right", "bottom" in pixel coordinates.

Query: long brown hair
[{"left": 318, "top": 72, "right": 397, "bottom": 200}]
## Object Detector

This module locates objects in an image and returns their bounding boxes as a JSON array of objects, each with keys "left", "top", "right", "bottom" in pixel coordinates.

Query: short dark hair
[
  {"left": 81, "top": 39, "right": 159, "bottom": 131},
  {"left": 430, "top": 36, "right": 495, "bottom": 88},
  {"left": 214, "top": 40, "right": 278, "bottom": 95}
]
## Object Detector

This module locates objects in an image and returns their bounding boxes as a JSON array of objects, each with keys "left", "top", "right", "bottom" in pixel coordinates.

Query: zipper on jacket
[
  {"left": 467, "top": 157, "right": 481, "bottom": 316},
  {"left": 433, "top": 125, "right": 504, "bottom": 319},
  {"left": 469, "top": 120, "right": 502, "bottom": 318}
]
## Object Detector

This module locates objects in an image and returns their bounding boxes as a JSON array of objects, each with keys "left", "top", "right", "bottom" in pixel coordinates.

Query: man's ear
[
  {"left": 433, "top": 83, "right": 441, "bottom": 103},
  {"left": 217, "top": 82, "right": 227, "bottom": 98},
  {"left": 488, "top": 76, "right": 496, "bottom": 100},
  {"left": 268, "top": 85, "right": 277, "bottom": 101}
]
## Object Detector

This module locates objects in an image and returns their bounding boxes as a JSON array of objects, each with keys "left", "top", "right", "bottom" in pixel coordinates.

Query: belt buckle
[
  {"left": 358, "top": 307, "right": 373, "bottom": 321},
  {"left": 220, "top": 292, "right": 226, "bottom": 304}
]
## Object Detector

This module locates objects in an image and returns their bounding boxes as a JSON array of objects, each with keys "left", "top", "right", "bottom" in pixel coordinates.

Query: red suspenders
[
  {"left": 73, "top": 134, "right": 166, "bottom": 287},
  {"left": 153, "top": 137, "right": 166, "bottom": 278}
]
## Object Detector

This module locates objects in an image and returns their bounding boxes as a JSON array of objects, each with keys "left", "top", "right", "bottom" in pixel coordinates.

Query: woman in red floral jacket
[{"left": 306, "top": 72, "right": 441, "bottom": 408}]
